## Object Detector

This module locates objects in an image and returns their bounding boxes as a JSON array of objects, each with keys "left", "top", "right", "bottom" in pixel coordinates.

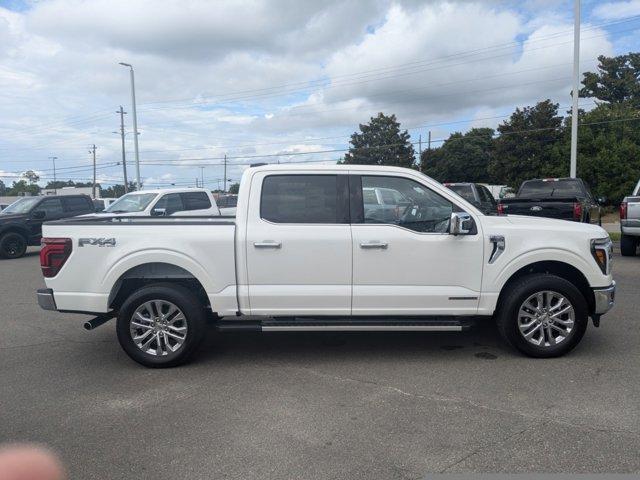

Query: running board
[{"left": 217, "top": 317, "right": 472, "bottom": 333}]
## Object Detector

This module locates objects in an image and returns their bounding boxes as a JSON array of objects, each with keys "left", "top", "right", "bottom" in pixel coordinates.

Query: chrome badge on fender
[{"left": 79, "top": 238, "right": 116, "bottom": 247}]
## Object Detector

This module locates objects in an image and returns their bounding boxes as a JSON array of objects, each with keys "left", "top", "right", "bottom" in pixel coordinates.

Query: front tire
[
  {"left": 0, "top": 232, "right": 27, "bottom": 259},
  {"left": 496, "top": 274, "right": 589, "bottom": 358},
  {"left": 116, "top": 283, "right": 207, "bottom": 367},
  {"left": 620, "top": 234, "right": 637, "bottom": 257}
]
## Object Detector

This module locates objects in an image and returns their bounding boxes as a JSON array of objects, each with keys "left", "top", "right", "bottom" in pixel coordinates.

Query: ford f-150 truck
[
  {"left": 620, "top": 178, "right": 640, "bottom": 256},
  {"left": 498, "top": 178, "right": 603, "bottom": 224},
  {"left": 37, "top": 165, "right": 615, "bottom": 367}
]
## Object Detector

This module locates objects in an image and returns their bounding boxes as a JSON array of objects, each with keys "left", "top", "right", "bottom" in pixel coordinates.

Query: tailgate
[{"left": 500, "top": 198, "right": 576, "bottom": 219}]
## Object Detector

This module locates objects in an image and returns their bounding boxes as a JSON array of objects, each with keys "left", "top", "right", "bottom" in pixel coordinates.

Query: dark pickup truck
[
  {"left": 0, "top": 194, "right": 95, "bottom": 259},
  {"left": 498, "top": 178, "right": 602, "bottom": 224}
]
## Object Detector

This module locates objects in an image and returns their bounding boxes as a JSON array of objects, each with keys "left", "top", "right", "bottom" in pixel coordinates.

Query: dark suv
[
  {"left": 444, "top": 183, "right": 498, "bottom": 215},
  {"left": 0, "top": 195, "right": 95, "bottom": 259}
]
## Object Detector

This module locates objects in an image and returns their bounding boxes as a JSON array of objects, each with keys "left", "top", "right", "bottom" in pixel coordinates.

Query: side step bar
[{"left": 217, "top": 317, "right": 473, "bottom": 333}]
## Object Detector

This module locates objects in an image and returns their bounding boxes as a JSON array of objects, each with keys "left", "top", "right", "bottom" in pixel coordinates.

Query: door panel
[
  {"left": 246, "top": 173, "right": 351, "bottom": 315},
  {"left": 352, "top": 225, "right": 483, "bottom": 314},
  {"left": 352, "top": 174, "right": 484, "bottom": 315}
]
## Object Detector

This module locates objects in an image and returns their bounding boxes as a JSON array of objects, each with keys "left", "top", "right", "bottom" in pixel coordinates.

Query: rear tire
[
  {"left": 0, "top": 232, "right": 27, "bottom": 259},
  {"left": 496, "top": 274, "right": 588, "bottom": 358},
  {"left": 116, "top": 283, "right": 207, "bottom": 367},
  {"left": 620, "top": 234, "right": 637, "bottom": 257}
]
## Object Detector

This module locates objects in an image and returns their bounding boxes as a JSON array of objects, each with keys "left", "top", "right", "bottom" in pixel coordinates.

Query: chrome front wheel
[{"left": 517, "top": 290, "right": 575, "bottom": 348}]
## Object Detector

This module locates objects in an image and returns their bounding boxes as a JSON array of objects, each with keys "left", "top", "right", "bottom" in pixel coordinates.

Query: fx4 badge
[{"left": 79, "top": 238, "right": 116, "bottom": 247}]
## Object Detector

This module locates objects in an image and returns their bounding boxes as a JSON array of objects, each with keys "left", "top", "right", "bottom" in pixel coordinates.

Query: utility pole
[
  {"left": 418, "top": 134, "right": 422, "bottom": 169},
  {"left": 119, "top": 63, "right": 141, "bottom": 189},
  {"left": 223, "top": 154, "right": 227, "bottom": 192},
  {"left": 570, "top": 0, "right": 580, "bottom": 178},
  {"left": 89, "top": 145, "right": 97, "bottom": 198},
  {"left": 48, "top": 156, "right": 58, "bottom": 193},
  {"left": 428, "top": 130, "right": 432, "bottom": 151},
  {"left": 200, "top": 167, "right": 205, "bottom": 188},
  {"left": 116, "top": 106, "right": 129, "bottom": 193}
]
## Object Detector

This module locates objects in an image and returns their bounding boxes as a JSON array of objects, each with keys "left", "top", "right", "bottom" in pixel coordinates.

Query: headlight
[{"left": 591, "top": 237, "right": 612, "bottom": 275}]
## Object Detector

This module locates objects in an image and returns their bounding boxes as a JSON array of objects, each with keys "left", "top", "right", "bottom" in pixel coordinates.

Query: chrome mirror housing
[{"left": 450, "top": 212, "right": 473, "bottom": 235}]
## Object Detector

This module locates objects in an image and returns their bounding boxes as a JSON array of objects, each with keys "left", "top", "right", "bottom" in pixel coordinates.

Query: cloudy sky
[{"left": 1, "top": 0, "right": 639, "bottom": 191}]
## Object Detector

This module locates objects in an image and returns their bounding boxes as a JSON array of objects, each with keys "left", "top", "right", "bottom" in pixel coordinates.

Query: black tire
[
  {"left": 496, "top": 274, "right": 589, "bottom": 358},
  {"left": 620, "top": 234, "right": 637, "bottom": 257},
  {"left": 0, "top": 232, "right": 28, "bottom": 259},
  {"left": 116, "top": 283, "right": 207, "bottom": 368}
]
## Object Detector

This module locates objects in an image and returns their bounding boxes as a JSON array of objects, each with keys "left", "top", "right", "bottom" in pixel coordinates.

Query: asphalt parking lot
[{"left": 1, "top": 248, "right": 639, "bottom": 478}]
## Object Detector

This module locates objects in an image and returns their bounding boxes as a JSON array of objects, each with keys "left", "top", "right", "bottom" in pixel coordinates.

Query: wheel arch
[
  {"left": 0, "top": 224, "right": 30, "bottom": 240},
  {"left": 108, "top": 262, "right": 210, "bottom": 311},
  {"left": 496, "top": 260, "right": 595, "bottom": 314}
]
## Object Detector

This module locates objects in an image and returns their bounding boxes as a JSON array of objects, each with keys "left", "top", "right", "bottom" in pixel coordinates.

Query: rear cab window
[{"left": 518, "top": 179, "right": 585, "bottom": 198}]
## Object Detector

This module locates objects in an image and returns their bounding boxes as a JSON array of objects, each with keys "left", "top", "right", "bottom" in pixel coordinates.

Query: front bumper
[
  {"left": 37, "top": 288, "right": 57, "bottom": 311},
  {"left": 593, "top": 282, "right": 615, "bottom": 315}
]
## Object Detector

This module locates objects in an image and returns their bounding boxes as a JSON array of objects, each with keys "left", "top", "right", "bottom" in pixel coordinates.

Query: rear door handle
[
  {"left": 254, "top": 241, "right": 282, "bottom": 249},
  {"left": 359, "top": 241, "right": 388, "bottom": 249}
]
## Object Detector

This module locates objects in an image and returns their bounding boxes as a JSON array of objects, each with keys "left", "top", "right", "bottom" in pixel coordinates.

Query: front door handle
[
  {"left": 359, "top": 241, "right": 388, "bottom": 249},
  {"left": 254, "top": 241, "right": 282, "bottom": 249}
]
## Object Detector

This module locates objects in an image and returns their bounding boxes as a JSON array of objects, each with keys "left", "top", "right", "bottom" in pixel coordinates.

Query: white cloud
[
  {"left": 0, "top": 0, "right": 630, "bottom": 188},
  {"left": 592, "top": 0, "right": 640, "bottom": 21}
]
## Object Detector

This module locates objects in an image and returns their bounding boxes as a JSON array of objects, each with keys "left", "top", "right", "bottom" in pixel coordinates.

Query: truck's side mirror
[
  {"left": 32, "top": 210, "right": 46, "bottom": 220},
  {"left": 151, "top": 207, "right": 167, "bottom": 217},
  {"left": 450, "top": 212, "right": 473, "bottom": 235}
]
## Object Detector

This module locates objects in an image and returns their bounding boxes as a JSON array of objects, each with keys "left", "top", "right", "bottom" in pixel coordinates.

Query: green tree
[
  {"left": 579, "top": 53, "right": 640, "bottom": 106},
  {"left": 22, "top": 170, "right": 40, "bottom": 185},
  {"left": 102, "top": 182, "right": 137, "bottom": 198},
  {"left": 574, "top": 102, "right": 640, "bottom": 203},
  {"left": 228, "top": 183, "right": 240, "bottom": 194},
  {"left": 7, "top": 180, "right": 40, "bottom": 196},
  {"left": 421, "top": 128, "right": 494, "bottom": 183},
  {"left": 489, "top": 100, "right": 566, "bottom": 187},
  {"left": 343, "top": 113, "right": 415, "bottom": 167},
  {"left": 0, "top": 179, "right": 6, "bottom": 196}
]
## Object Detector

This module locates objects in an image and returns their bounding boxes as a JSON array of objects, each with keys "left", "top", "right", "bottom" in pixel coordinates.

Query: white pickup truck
[
  {"left": 37, "top": 165, "right": 615, "bottom": 367},
  {"left": 99, "top": 187, "right": 221, "bottom": 217}
]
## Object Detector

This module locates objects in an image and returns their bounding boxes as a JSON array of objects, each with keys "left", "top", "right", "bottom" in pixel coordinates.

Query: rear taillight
[
  {"left": 620, "top": 202, "right": 628, "bottom": 220},
  {"left": 40, "top": 238, "right": 72, "bottom": 278},
  {"left": 572, "top": 202, "right": 582, "bottom": 221},
  {"left": 497, "top": 203, "right": 505, "bottom": 215}
]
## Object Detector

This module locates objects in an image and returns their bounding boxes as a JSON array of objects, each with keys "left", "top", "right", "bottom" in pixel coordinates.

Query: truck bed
[{"left": 42, "top": 215, "right": 238, "bottom": 315}]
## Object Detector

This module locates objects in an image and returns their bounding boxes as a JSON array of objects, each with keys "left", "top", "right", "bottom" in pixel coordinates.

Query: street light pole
[
  {"left": 116, "top": 106, "right": 129, "bottom": 193},
  {"left": 570, "top": 0, "right": 581, "bottom": 178},
  {"left": 119, "top": 62, "right": 141, "bottom": 190},
  {"left": 48, "top": 156, "right": 57, "bottom": 193}
]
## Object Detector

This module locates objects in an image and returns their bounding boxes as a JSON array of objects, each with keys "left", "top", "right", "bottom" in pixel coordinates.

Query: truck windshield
[
  {"left": 105, "top": 193, "right": 158, "bottom": 213},
  {"left": 0, "top": 197, "right": 41, "bottom": 214},
  {"left": 518, "top": 179, "right": 583, "bottom": 198},
  {"left": 446, "top": 185, "right": 475, "bottom": 202}
]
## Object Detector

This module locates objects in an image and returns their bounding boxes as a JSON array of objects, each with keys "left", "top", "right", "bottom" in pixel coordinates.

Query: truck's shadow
[{"left": 194, "top": 320, "right": 511, "bottom": 364}]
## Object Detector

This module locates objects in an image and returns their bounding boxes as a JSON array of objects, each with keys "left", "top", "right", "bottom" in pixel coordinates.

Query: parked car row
[{"left": 0, "top": 188, "right": 238, "bottom": 259}]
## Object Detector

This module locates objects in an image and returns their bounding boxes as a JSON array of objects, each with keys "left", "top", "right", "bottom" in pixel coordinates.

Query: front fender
[{"left": 492, "top": 247, "right": 600, "bottom": 292}]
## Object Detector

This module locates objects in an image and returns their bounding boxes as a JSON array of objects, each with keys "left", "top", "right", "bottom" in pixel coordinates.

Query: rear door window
[
  {"left": 181, "top": 192, "right": 212, "bottom": 211},
  {"left": 62, "top": 196, "right": 92, "bottom": 213},
  {"left": 261, "top": 175, "right": 345, "bottom": 223}
]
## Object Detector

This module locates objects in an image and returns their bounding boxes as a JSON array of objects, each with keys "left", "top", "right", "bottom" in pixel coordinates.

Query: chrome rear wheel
[{"left": 129, "top": 300, "right": 188, "bottom": 356}]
